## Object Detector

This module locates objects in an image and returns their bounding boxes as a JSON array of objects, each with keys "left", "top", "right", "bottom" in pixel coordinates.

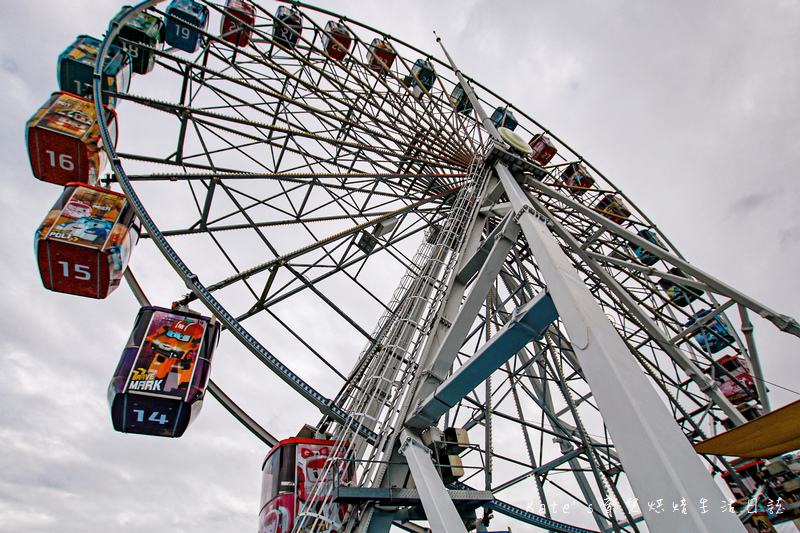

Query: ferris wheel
[{"left": 35, "top": 0, "right": 800, "bottom": 532}]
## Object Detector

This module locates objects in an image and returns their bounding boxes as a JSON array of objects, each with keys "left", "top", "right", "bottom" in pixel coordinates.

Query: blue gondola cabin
[
  {"left": 561, "top": 162, "right": 594, "bottom": 195},
  {"left": 368, "top": 38, "right": 395, "bottom": 75},
  {"left": 165, "top": 0, "right": 209, "bottom": 53},
  {"left": 658, "top": 267, "right": 703, "bottom": 306},
  {"left": 260, "top": 438, "right": 352, "bottom": 533},
  {"left": 27, "top": 92, "right": 118, "bottom": 187},
  {"left": 686, "top": 309, "right": 735, "bottom": 353},
  {"left": 450, "top": 83, "right": 473, "bottom": 115},
  {"left": 631, "top": 228, "right": 666, "bottom": 266},
  {"left": 273, "top": 6, "right": 302, "bottom": 49},
  {"left": 409, "top": 58, "right": 436, "bottom": 91},
  {"left": 323, "top": 20, "right": 351, "bottom": 61},
  {"left": 35, "top": 183, "right": 139, "bottom": 299},
  {"left": 111, "top": 8, "right": 165, "bottom": 75},
  {"left": 529, "top": 133, "right": 557, "bottom": 165},
  {"left": 108, "top": 306, "right": 220, "bottom": 437},
  {"left": 491, "top": 107, "right": 517, "bottom": 130},
  {"left": 58, "top": 35, "right": 131, "bottom": 108},
  {"left": 221, "top": 0, "right": 256, "bottom": 48},
  {"left": 595, "top": 194, "right": 631, "bottom": 224}
]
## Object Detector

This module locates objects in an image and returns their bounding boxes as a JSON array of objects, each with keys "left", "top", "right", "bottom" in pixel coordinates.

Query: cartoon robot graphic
[
  {"left": 295, "top": 443, "right": 350, "bottom": 533},
  {"left": 297, "top": 445, "right": 334, "bottom": 502},
  {"left": 61, "top": 197, "right": 93, "bottom": 219},
  {"left": 144, "top": 318, "right": 206, "bottom": 393},
  {"left": 262, "top": 506, "right": 290, "bottom": 533},
  {"left": 55, "top": 216, "right": 113, "bottom": 245}
]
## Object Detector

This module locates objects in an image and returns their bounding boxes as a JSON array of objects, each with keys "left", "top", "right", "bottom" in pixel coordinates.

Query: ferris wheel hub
[{"left": 497, "top": 126, "right": 532, "bottom": 155}]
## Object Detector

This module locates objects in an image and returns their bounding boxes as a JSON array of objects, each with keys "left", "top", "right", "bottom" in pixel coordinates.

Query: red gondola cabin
[
  {"left": 368, "top": 38, "right": 395, "bottom": 75},
  {"left": 529, "top": 133, "right": 557, "bottom": 165},
  {"left": 221, "top": 0, "right": 255, "bottom": 48},
  {"left": 595, "top": 194, "right": 631, "bottom": 224},
  {"left": 323, "top": 20, "right": 351, "bottom": 61},
  {"left": 561, "top": 162, "right": 594, "bottom": 195},
  {"left": 260, "top": 438, "right": 352, "bottom": 533},
  {"left": 27, "top": 92, "right": 118, "bottom": 187},
  {"left": 35, "top": 183, "right": 139, "bottom": 299},
  {"left": 108, "top": 306, "right": 220, "bottom": 437}
]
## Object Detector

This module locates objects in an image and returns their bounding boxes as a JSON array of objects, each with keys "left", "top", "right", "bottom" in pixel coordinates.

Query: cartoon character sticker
[
  {"left": 260, "top": 496, "right": 293, "bottom": 533},
  {"left": 35, "top": 94, "right": 96, "bottom": 137},
  {"left": 125, "top": 311, "right": 208, "bottom": 399},
  {"left": 44, "top": 187, "right": 126, "bottom": 249},
  {"left": 295, "top": 443, "right": 350, "bottom": 533}
]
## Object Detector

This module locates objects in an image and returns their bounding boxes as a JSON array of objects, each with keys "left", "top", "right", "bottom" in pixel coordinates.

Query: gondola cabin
[
  {"left": 450, "top": 83, "right": 473, "bottom": 114},
  {"left": 631, "top": 228, "right": 666, "bottom": 266},
  {"left": 528, "top": 133, "right": 557, "bottom": 165},
  {"left": 685, "top": 309, "right": 735, "bottom": 353},
  {"left": 57, "top": 35, "right": 131, "bottom": 107},
  {"left": 409, "top": 58, "right": 436, "bottom": 91},
  {"left": 721, "top": 460, "right": 765, "bottom": 501},
  {"left": 710, "top": 355, "right": 757, "bottom": 406},
  {"left": 108, "top": 306, "right": 220, "bottom": 437},
  {"left": 221, "top": 0, "right": 256, "bottom": 48},
  {"left": 657, "top": 267, "right": 703, "bottom": 306},
  {"left": 595, "top": 194, "right": 631, "bottom": 224},
  {"left": 323, "top": 21, "right": 351, "bottom": 61},
  {"left": 561, "top": 162, "right": 594, "bottom": 195},
  {"left": 490, "top": 107, "right": 517, "bottom": 130},
  {"left": 273, "top": 6, "right": 302, "bottom": 49},
  {"left": 165, "top": 0, "right": 209, "bottom": 53},
  {"left": 27, "top": 92, "right": 118, "bottom": 187},
  {"left": 35, "top": 183, "right": 139, "bottom": 298},
  {"left": 721, "top": 404, "right": 762, "bottom": 431},
  {"left": 111, "top": 8, "right": 165, "bottom": 75},
  {"left": 260, "top": 438, "right": 352, "bottom": 533},
  {"left": 368, "top": 38, "right": 395, "bottom": 75}
]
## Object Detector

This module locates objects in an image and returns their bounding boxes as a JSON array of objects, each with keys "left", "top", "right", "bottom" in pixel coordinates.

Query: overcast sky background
[{"left": 1, "top": 1, "right": 799, "bottom": 532}]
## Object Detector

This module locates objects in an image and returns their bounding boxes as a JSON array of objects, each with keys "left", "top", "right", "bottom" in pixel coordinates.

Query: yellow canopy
[{"left": 694, "top": 399, "right": 800, "bottom": 458}]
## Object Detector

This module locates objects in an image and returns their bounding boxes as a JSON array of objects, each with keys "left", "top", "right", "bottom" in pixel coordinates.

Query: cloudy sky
[{"left": 1, "top": 1, "right": 799, "bottom": 532}]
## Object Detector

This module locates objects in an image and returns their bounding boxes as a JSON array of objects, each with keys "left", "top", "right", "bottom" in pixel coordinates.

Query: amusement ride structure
[{"left": 26, "top": 1, "right": 800, "bottom": 532}]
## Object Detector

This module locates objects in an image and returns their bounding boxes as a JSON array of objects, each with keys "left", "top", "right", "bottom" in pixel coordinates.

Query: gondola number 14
[{"left": 133, "top": 409, "right": 169, "bottom": 425}]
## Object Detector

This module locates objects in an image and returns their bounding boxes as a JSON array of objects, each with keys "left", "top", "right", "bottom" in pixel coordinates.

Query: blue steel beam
[{"left": 406, "top": 291, "right": 557, "bottom": 429}]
